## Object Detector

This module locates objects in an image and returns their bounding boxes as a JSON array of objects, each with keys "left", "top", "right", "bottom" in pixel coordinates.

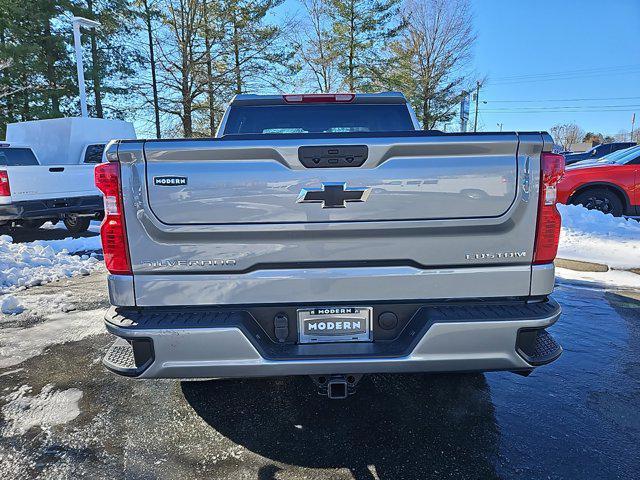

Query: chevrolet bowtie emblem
[{"left": 296, "top": 182, "right": 371, "bottom": 209}]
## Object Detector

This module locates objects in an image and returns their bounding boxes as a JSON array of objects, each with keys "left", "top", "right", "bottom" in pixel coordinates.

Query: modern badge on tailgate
[{"left": 153, "top": 176, "right": 188, "bottom": 186}]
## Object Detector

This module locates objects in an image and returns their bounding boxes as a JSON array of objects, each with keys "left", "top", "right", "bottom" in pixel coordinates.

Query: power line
[
  {"left": 488, "top": 64, "right": 640, "bottom": 81},
  {"left": 483, "top": 103, "right": 640, "bottom": 111},
  {"left": 484, "top": 96, "right": 640, "bottom": 104},
  {"left": 483, "top": 109, "right": 637, "bottom": 114},
  {"left": 487, "top": 66, "right": 640, "bottom": 85},
  {"left": 490, "top": 71, "right": 640, "bottom": 85}
]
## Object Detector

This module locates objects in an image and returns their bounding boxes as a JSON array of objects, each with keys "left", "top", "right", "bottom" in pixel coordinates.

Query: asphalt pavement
[{"left": 0, "top": 271, "right": 638, "bottom": 479}]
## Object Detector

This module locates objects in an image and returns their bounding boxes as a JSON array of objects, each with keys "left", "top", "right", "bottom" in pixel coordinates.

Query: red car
[{"left": 557, "top": 146, "right": 640, "bottom": 217}]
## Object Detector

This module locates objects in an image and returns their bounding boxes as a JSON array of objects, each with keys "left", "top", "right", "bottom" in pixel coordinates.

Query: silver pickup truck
[{"left": 97, "top": 92, "right": 564, "bottom": 398}]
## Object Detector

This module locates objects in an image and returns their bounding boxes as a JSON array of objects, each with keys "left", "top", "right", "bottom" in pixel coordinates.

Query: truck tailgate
[
  {"left": 144, "top": 136, "right": 517, "bottom": 224},
  {"left": 115, "top": 132, "right": 548, "bottom": 306},
  {"left": 6, "top": 164, "right": 98, "bottom": 202}
]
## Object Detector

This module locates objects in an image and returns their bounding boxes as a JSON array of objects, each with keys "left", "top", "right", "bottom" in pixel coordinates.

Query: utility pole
[
  {"left": 632, "top": 113, "right": 636, "bottom": 142},
  {"left": 459, "top": 91, "right": 470, "bottom": 132},
  {"left": 473, "top": 81, "right": 481, "bottom": 132},
  {"left": 497, "top": 123, "right": 503, "bottom": 132},
  {"left": 72, "top": 17, "right": 101, "bottom": 117}
]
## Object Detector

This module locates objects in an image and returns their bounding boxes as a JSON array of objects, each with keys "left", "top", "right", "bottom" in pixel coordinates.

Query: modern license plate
[{"left": 297, "top": 307, "right": 373, "bottom": 343}]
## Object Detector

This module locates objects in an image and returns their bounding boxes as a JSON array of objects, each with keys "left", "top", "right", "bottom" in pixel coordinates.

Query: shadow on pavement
[
  {"left": 0, "top": 226, "right": 99, "bottom": 243},
  {"left": 182, "top": 373, "right": 500, "bottom": 479}
]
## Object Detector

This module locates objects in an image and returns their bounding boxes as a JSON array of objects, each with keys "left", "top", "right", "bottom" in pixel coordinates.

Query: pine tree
[
  {"left": 217, "top": 0, "right": 294, "bottom": 94},
  {"left": 72, "top": 0, "right": 143, "bottom": 118},
  {"left": 133, "top": 0, "right": 162, "bottom": 137},
  {"left": 327, "top": 0, "right": 403, "bottom": 92},
  {"left": 0, "top": 0, "right": 77, "bottom": 135}
]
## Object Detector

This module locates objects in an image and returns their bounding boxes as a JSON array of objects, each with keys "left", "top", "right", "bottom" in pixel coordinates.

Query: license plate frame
[{"left": 297, "top": 306, "right": 373, "bottom": 344}]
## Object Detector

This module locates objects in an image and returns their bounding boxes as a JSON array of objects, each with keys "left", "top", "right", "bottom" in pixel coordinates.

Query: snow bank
[
  {"left": 556, "top": 268, "right": 640, "bottom": 290},
  {"left": 0, "top": 235, "right": 102, "bottom": 294},
  {"left": 558, "top": 204, "right": 640, "bottom": 270},
  {"left": 1, "top": 384, "right": 83, "bottom": 436},
  {"left": 28, "top": 235, "right": 102, "bottom": 254},
  {"left": 1, "top": 292, "right": 76, "bottom": 318}
]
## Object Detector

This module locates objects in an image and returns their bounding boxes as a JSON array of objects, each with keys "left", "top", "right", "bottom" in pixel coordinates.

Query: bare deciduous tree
[
  {"left": 291, "top": 0, "right": 339, "bottom": 93},
  {"left": 550, "top": 123, "right": 585, "bottom": 151},
  {"left": 382, "top": 0, "right": 475, "bottom": 129},
  {"left": 155, "top": 0, "right": 207, "bottom": 137}
]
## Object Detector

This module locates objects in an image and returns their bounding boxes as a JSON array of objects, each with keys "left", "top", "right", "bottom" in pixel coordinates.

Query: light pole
[
  {"left": 72, "top": 16, "right": 101, "bottom": 118},
  {"left": 497, "top": 123, "right": 503, "bottom": 132},
  {"left": 473, "top": 81, "right": 481, "bottom": 132}
]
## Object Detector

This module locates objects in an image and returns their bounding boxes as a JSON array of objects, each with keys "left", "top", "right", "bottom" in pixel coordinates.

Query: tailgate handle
[
  {"left": 298, "top": 145, "right": 368, "bottom": 168},
  {"left": 49, "top": 167, "right": 65, "bottom": 172}
]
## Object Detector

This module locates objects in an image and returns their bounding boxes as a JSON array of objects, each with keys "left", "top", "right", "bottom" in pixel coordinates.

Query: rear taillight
[
  {"left": 95, "top": 162, "right": 131, "bottom": 275},
  {"left": 533, "top": 152, "right": 565, "bottom": 265},
  {"left": 0, "top": 170, "right": 10, "bottom": 196},
  {"left": 282, "top": 93, "right": 355, "bottom": 103}
]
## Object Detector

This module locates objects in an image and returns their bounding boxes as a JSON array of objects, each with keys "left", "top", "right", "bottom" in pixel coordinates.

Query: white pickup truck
[
  {"left": 0, "top": 142, "right": 104, "bottom": 232},
  {"left": 1, "top": 117, "right": 136, "bottom": 233}
]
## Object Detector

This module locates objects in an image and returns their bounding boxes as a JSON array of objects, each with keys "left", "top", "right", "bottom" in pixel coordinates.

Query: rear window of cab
[
  {"left": 0, "top": 148, "right": 38, "bottom": 166},
  {"left": 223, "top": 104, "right": 415, "bottom": 135}
]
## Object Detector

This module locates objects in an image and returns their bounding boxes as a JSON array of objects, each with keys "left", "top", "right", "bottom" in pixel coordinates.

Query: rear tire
[
  {"left": 571, "top": 188, "right": 624, "bottom": 217},
  {"left": 64, "top": 215, "right": 91, "bottom": 234}
]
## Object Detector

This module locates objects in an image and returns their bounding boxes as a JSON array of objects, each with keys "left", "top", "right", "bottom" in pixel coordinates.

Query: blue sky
[
  {"left": 129, "top": 0, "right": 639, "bottom": 137},
  {"left": 469, "top": 0, "right": 640, "bottom": 135},
  {"left": 278, "top": 0, "right": 639, "bottom": 135}
]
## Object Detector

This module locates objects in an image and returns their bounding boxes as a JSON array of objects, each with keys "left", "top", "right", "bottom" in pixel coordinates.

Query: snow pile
[
  {"left": 1, "top": 384, "right": 83, "bottom": 436},
  {"left": 28, "top": 235, "right": 102, "bottom": 254},
  {"left": 0, "top": 235, "right": 102, "bottom": 294},
  {"left": 0, "top": 292, "right": 76, "bottom": 318},
  {"left": 26, "top": 291, "right": 76, "bottom": 315},
  {"left": 558, "top": 204, "right": 640, "bottom": 270},
  {"left": 1, "top": 295, "right": 24, "bottom": 315}
]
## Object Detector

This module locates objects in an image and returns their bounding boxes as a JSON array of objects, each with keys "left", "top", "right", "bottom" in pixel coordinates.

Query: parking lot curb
[
  {"left": 555, "top": 258, "right": 609, "bottom": 272},
  {"left": 555, "top": 258, "right": 640, "bottom": 276}
]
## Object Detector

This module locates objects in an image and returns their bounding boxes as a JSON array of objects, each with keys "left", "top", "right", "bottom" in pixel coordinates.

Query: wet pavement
[{"left": 0, "top": 273, "right": 638, "bottom": 479}]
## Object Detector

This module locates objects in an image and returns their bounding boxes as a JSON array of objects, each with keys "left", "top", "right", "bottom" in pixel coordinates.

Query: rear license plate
[{"left": 297, "top": 307, "right": 373, "bottom": 343}]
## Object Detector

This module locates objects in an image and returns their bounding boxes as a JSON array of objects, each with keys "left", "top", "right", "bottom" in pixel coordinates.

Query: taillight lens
[
  {"left": 0, "top": 170, "right": 10, "bottom": 196},
  {"left": 95, "top": 162, "right": 131, "bottom": 275},
  {"left": 282, "top": 93, "right": 355, "bottom": 103},
  {"left": 533, "top": 152, "right": 565, "bottom": 265},
  {"left": 0, "top": 170, "right": 11, "bottom": 197}
]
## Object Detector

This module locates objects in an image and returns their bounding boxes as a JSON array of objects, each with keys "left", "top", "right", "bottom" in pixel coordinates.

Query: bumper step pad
[
  {"left": 516, "top": 329, "right": 562, "bottom": 366},
  {"left": 103, "top": 337, "right": 154, "bottom": 376}
]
